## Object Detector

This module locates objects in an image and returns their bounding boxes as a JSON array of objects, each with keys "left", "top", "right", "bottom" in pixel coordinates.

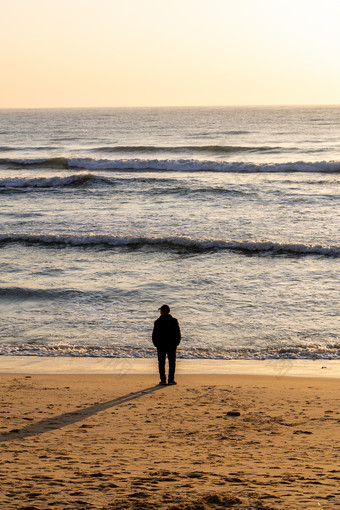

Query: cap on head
[{"left": 159, "top": 304, "right": 170, "bottom": 314}]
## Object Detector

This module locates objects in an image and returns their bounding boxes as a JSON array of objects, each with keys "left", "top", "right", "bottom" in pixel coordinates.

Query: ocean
[{"left": 0, "top": 106, "right": 339, "bottom": 360}]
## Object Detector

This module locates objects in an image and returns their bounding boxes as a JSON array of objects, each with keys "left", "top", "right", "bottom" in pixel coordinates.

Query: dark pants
[{"left": 157, "top": 346, "right": 177, "bottom": 382}]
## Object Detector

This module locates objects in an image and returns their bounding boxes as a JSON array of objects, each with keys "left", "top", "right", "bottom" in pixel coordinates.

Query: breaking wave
[
  {"left": 0, "top": 233, "right": 339, "bottom": 257},
  {"left": 1, "top": 156, "right": 339, "bottom": 173},
  {"left": 0, "top": 342, "right": 339, "bottom": 359}
]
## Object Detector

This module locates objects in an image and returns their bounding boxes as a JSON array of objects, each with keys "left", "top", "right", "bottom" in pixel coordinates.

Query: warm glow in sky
[{"left": 1, "top": 0, "right": 340, "bottom": 107}]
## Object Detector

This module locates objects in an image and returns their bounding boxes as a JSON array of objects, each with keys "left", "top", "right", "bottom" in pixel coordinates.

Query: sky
[{"left": 1, "top": 0, "right": 340, "bottom": 108}]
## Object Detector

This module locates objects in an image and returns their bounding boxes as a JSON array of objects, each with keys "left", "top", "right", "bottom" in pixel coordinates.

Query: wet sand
[
  {"left": 0, "top": 369, "right": 339, "bottom": 509},
  {"left": 0, "top": 356, "right": 339, "bottom": 377}
]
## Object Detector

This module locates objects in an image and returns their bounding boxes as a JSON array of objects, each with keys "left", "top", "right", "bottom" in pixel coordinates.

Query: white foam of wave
[
  {"left": 0, "top": 233, "right": 339, "bottom": 257},
  {"left": 1, "top": 156, "right": 340, "bottom": 173},
  {"left": 0, "top": 173, "right": 93, "bottom": 188},
  {"left": 0, "top": 343, "right": 339, "bottom": 359},
  {"left": 57, "top": 157, "right": 340, "bottom": 173}
]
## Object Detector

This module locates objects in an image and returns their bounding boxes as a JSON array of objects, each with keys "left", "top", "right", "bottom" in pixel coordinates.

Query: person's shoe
[
  {"left": 158, "top": 381, "right": 167, "bottom": 386},
  {"left": 167, "top": 381, "right": 177, "bottom": 385}
]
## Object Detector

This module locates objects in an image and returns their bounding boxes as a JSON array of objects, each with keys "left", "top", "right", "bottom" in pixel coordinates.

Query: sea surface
[{"left": 0, "top": 106, "right": 339, "bottom": 360}]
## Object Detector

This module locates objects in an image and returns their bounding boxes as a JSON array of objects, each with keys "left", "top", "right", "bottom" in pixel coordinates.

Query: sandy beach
[{"left": 0, "top": 361, "right": 339, "bottom": 509}]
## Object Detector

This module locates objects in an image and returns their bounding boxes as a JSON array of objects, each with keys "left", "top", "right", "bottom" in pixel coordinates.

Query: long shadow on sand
[{"left": 0, "top": 385, "right": 165, "bottom": 442}]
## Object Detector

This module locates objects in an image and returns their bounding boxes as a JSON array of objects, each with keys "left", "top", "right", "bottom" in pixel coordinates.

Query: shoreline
[{"left": 0, "top": 355, "right": 339, "bottom": 377}]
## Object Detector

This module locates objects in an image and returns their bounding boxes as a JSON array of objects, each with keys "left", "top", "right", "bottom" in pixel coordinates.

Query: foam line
[
  {"left": 0, "top": 233, "right": 338, "bottom": 257},
  {"left": 1, "top": 157, "right": 339, "bottom": 173}
]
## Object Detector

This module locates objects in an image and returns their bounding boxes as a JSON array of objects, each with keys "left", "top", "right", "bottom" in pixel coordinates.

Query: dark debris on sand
[{"left": 103, "top": 492, "right": 281, "bottom": 510}]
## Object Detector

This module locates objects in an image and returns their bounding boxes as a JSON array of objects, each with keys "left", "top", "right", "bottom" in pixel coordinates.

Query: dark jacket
[{"left": 152, "top": 314, "right": 181, "bottom": 348}]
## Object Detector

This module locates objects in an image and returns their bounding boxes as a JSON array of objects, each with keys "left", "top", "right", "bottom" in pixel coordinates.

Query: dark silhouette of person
[{"left": 152, "top": 304, "right": 181, "bottom": 385}]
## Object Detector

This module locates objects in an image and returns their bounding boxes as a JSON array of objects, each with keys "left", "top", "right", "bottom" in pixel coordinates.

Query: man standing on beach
[{"left": 152, "top": 304, "right": 181, "bottom": 386}]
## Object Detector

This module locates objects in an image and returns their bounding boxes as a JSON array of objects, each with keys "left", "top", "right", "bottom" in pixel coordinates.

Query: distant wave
[
  {"left": 0, "top": 287, "right": 85, "bottom": 301},
  {"left": 0, "top": 286, "right": 127, "bottom": 302},
  {"left": 89, "top": 144, "right": 281, "bottom": 155},
  {"left": 0, "top": 173, "right": 255, "bottom": 197},
  {"left": 0, "top": 146, "right": 17, "bottom": 152},
  {"left": 0, "top": 233, "right": 338, "bottom": 257},
  {"left": 0, "top": 146, "right": 59, "bottom": 152},
  {"left": 1, "top": 156, "right": 339, "bottom": 173},
  {"left": 223, "top": 130, "right": 252, "bottom": 135},
  {"left": 0, "top": 173, "right": 94, "bottom": 189},
  {"left": 190, "top": 130, "right": 252, "bottom": 136},
  {"left": 0, "top": 157, "right": 70, "bottom": 169},
  {"left": 0, "top": 342, "right": 339, "bottom": 359}
]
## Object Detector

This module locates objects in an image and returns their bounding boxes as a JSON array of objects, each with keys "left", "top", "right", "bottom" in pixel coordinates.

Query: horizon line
[{"left": 1, "top": 103, "right": 339, "bottom": 110}]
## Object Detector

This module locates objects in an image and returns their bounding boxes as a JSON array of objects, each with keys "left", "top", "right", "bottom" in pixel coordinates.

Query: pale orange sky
[{"left": 1, "top": 0, "right": 339, "bottom": 108}]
